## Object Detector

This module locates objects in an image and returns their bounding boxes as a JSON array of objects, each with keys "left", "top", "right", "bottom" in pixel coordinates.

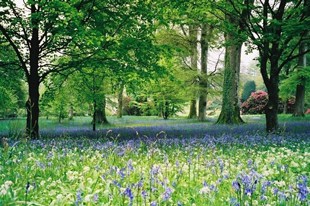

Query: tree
[
  {"left": 293, "top": 41, "right": 309, "bottom": 116},
  {"left": 226, "top": 0, "right": 310, "bottom": 132},
  {"left": 0, "top": 0, "right": 95, "bottom": 138},
  {"left": 216, "top": 0, "right": 251, "bottom": 124},
  {"left": 241, "top": 80, "right": 256, "bottom": 102}
]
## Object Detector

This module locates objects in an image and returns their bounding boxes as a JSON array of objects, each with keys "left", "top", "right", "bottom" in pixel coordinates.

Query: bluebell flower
[
  {"left": 273, "top": 187, "right": 279, "bottom": 195},
  {"left": 75, "top": 190, "right": 82, "bottom": 206},
  {"left": 150, "top": 201, "right": 157, "bottom": 206},
  {"left": 232, "top": 181, "right": 241, "bottom": 191},
  {"left": 141, "top": 190, "right": 147, "bottom": 199},
  {"left": 123, "top": 187, "right": 134, "bottom": 202},
  {"left": 297, "top": 181, "right": 308, "bottom": 202},
  {"left": 162, "top": 187, "right": 173, "bottom": 201}
]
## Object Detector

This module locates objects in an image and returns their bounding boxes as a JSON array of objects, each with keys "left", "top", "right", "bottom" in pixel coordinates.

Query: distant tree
[{"left": 241, "top": 80, "right": 256, "bottom": 102}]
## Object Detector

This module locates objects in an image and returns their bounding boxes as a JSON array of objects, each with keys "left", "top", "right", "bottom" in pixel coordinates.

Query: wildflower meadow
[{"left": 0, "top": 119, "right": 309, "bottom": 205}]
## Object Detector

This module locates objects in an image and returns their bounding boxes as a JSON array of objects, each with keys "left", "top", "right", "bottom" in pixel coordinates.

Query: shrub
[
  {"left": 241, "top": 80, "right": 256, "bottom": 102},
  {"left": 279, "top": 96, "right": 295, "bottom": 114},
  {"left": 241, "top": 90, "right": 268, "bottom": 114}
]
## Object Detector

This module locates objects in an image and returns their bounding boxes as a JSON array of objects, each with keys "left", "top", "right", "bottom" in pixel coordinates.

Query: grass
[{"left": 0, "top": 115, "right": 309, "bottom": 205}]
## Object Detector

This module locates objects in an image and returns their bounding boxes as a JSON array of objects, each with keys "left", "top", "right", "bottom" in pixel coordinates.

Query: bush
[
  {"left": 241, "top": 80, "right": 256, "bottom": 102},
  {"left": 241, "top": 90, "right": 268, "bottom": 114},
  {"left": 279, "top": 97, "right": 295, "bottom": 114}
]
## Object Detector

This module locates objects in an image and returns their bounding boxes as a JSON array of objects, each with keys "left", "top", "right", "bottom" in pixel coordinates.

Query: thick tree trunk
[
  {"left": 188, "top": 25, "right": 198, "bottom": 119},
  {"left": 293, "top": 42, "right": 307, "bottom": 117},
  {"left": 188, "top": 99, "right": 197, "bottom": 119},
  {"left": 265, "top": 81, "right": 279, "bottom": 132},
  {"left": 198, "top": 24, "right": 208, "bottom": 121},
  {"left": 26, "top": 5, "right": 40, "bottom": 139},
  {"left": 293, "top": 84, "right": 305, "bottom": 116},
  {"left": 216, "top": 35, "right": 243, "bottom": 124},
  {"left": 26, "top": 80, "right": 40, "bottom": 138},
  {"left": 95, "top": 96, "right": 108, "bottom": 124},
  {"left": 117, "top": 83, "right": 124, "bottom": 118}
]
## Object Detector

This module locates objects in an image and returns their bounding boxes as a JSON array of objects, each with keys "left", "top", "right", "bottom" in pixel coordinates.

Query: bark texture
[
  {"left": 198, "top": 24, "right": 208, "bottom": 121},
  {"left": 188, "top": 99, "right": 197, "bottom": 119},
  {"left": 117, "top": 83, "right": 124, "bottom": 118},
  {"left": 293, "top": 42, "right": 307, "bottom": 117},
  {"left": 188, "top": 25, "right": 198, "bottom": 119},
  {"left": 26, "top": 5, "right": 40, "bottom": 138},
  {"left": 216, "top": 31, "right": 244, "bottom": 124},
  {"left": 96, "top": 96, "right": 108, "bottom": 124}
]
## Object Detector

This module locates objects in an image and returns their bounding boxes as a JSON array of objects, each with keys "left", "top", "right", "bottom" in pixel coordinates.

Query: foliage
[
  {"left": 0, "top": 87, "right": 18, "bottom": 118},
  {"left": 241, "top": 80, "right": 256, "bottom": 102},
  {"left": 241, "top": 91, "right": 268, "bottom": 115},
  {"left": 280, "top": 66, "right": 310, "bottom": 100}
]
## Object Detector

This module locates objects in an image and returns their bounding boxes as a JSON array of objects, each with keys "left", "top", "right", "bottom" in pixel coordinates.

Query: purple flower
[
  {"left": 261, "top": 181, "right": 271, "bottom": 194},
  {"left": 75, "top": 190, "right": 82, "bottom": 205},
  {"left": 297, "top": 181, "right": 308, "bottom": 202},
  {"left": 232, "top": 181, "right": 241, "bottom": 191},
  {"left": 162, "top": 187, "right": 173, "bottom": 201},
  {"left": 124, "top": 187, "right": 133, "bottom": 199},
  {"left": 150, "top": 201, "right": 157, "bottom": 206},
  {"left": 273, "top": 187, "right": 279, "bottom": 195},
  {"left": 245, "top": 188, "right": 253, "bottom": 196},
  {"left": 141, "top": 190, "right": 147, "bottom": 199}
]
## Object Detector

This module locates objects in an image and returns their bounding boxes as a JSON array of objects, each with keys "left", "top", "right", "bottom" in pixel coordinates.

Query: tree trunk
[
  {"left": 293, "top": 84, "right": 305, "bottom": 116},
  {"left": 68, "top": 104, "right": 74, "bottom": 120},
  {"left": 162, "top": 100, "right": 169, "bottom": 120},
  {"left": 265, "top": 82, "right": 279, "bottom": 132},
  {"left": 26, "top": 81, "right": 40, "bottom": 138},
  {"left": 92, "top": 100, "right": 96, "bottom": 131},
  {"left": 198, "top": 24, "right": 208, "bottom": 121},
  {"left": 117, "top": 83, "right": 124, "bottom": 118},
  {"left": 188, "top": 99, "right": 197, "bottom": 119},
  {"left": 216, "top": 34, "right": 243, "bottom": 124},
  {"left": 283, "top": 99, "right": 288, "bottom": 114},
  {"left": 95, "top": 95, "right": 108, "bottom": 124},
  {"left": 293, "top": 42, "right": 307, "bottom": 117},
  {"left": 26, "top": 5, "right": 40, "bottom": 139},
  {"left": 188, "top": 25, "right": 198, "bottom": 119}
]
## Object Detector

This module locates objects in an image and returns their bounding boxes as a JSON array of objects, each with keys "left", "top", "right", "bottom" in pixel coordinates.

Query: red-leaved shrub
[{"left": 241, "top": 90, "right": 268, "bottom": 114}]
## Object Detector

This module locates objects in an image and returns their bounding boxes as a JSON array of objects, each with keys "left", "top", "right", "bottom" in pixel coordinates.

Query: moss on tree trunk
[{"left": 216, "top": 33, "right": 243, "bottom": 124}]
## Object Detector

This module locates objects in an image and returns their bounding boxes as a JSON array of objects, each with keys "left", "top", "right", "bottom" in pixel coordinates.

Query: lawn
[{"left": 0, "top": 115, "right": 309, "bottom": 205}]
